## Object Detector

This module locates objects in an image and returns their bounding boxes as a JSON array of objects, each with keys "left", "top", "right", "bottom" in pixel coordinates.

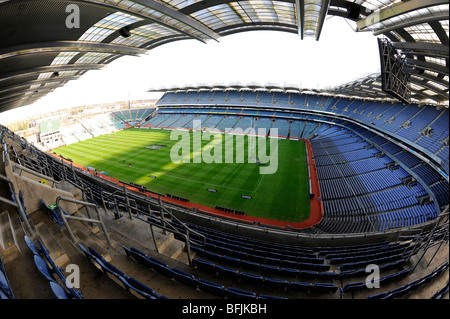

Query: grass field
[{"left": 53, "top": 128, "right": 311, "bottom": 222}]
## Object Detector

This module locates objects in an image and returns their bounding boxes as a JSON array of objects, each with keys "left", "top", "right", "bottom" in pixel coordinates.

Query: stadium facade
[{"left": 0, "top": 0, "right": 448, "bottom": 301}]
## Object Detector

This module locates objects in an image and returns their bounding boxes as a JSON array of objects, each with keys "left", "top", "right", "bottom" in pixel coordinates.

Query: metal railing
[
  {"left": 99, "top": 188, "right": 206, "bottom": 265},
  {"left": 56, "top": 195, "right": 111, "bottom": 246}
]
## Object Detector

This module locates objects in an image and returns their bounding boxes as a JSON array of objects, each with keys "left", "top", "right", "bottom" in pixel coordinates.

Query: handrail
[
  {"left": 11, "top": 163, "right": 58, "bottom": 187},
  {"left": 12, "top": 162, "right": 87, "bottom": 200},
  {"left": 0, "top": 174, "right": 34, "bottom": 236},
  {"left": 101, "top": 189, "right": 206, "bottom": 247},
  {"left": 56, "top": 195, "right": 111, "bottom": 246},
  {"left": 100, "top": 190, "right": 206, "bottom": 265}
]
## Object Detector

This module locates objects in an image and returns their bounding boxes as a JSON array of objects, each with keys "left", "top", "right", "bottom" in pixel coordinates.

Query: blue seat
[
  {"left": 34, "top": 255, "right": 56, "bottom": 283},
  {"left": 264, "top": 277, "right": 289, "bottom": 289},
  {"left": 367, "top": 291, "right": 387, "bottom": 299},
  {"left": 240, "top": 259, "right": 260, "bottom": 271},
  {"left": 240, "top": 272, "right": 264, "bottom": 285},
  {"left": 318, "top": 271, "right": 339, "bottom": 280},
  {"left": 29, "top": 241, "right": 82, "bottom": 299},
  {"left": 289, "top": 281, "right": 313, "bottom": 292},
  {"left": 124, "top": 246, "right": 154, "bottom": 268},
  {"left": 197, "top": 278, "right": 225, "bottom": 297},
  {"left": 313, "top": 282, "right": 339, "bottom": 294},
  {"left": 342, "top": 281, "right": 366, "bottom": 293},
  {"left": 382, "top": 285, "right": 410, "bottom": 299},
  {"left": 280, "top": 259, "right": 297, "bottom": 268},
  {"left": 222, "top": 255, "right": 241, "bottom": 267},
  {"left": 280, "top": 267, "right": 300, "bottom": 277},
  {"left": 339, "top": 268, "right": 367, "bottom": 279},
  {"left": 0, "top": 288, "right": 10, "bottom": 299},
  {"left": 264, "top": 257, "right": 281, "bottom": 266},
  {"left": 123, "top": 277, "right": 160, "bottom": 299},
  {"left": 192, "top": 259, "right": 216, "bottom": 274},
  {"left": 260, "top": 264, "right": 280, "bottom": 274},
  {"left": 299, "top": 270, "right": 319, "bottom": 279},
  {"left": 258, "top": 294, "right": 287, "bottom": 299},
  {"left": 0, "top": 269, "right": 14, "bottom": 299},
  {"left": 87, "top": 245, "right": 159, "bottom": 299},
  {"left": 312, "top": 263, "right": 330, "bottom": 271},
  {"left": 50, "top": 281, "right": 70, "bottom": 299},
  {"left": 40, "top": 199, "right": 65, "bottom": 228},
  {"left": 247, "top": 253, "right": 265, "bottom": 263},
  {"left": 151, "top": 261, "right": 173, "bottom": 278},
  {"left": 215, "top": 265, "right": 240, "bottom": 280},
  {"left": 204, "top": 250, "right": 222, "bottom": 262},
  {"left": 225, "top": 287, "right": 257, "bottom": 299},
  {"left": 79, "top": 244, "right": 107, "bottom": 272},
  {"left": 24, "top": 235, "right": 41, "bottom": 255},
  {"left": 172, "top": 268, "right": 197, "bottom": 288}
]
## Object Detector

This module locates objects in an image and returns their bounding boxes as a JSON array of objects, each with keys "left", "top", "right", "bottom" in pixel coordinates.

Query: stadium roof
[{"left": 0, "top": 0, "right": 448, "bottom": 114}]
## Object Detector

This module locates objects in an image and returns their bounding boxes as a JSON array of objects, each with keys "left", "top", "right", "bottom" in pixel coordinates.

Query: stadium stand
[
  {"left": 0, "top": 0, "right": 448, "bottom": 303},
  {"left": 0, "top": 118, "right": 448, "bottom": 301}
]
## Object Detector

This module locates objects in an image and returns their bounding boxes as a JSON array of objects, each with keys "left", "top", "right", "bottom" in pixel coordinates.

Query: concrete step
[
  {"left": 0, "top": 211, "right": 20, "bottom": 263},
  {"left": 35, "top": 222, "right": 69, "bottom": 267},
  {"left": 103, "top": 212, "right": 192, "bottom": 264},
  {"left": 159, "top": 235, "right": 191, "bottom": 264}
]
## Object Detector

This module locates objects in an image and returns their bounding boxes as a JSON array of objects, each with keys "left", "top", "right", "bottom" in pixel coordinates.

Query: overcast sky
[{"left": 0, "top": 16, "right": 381, "bottom": 124}]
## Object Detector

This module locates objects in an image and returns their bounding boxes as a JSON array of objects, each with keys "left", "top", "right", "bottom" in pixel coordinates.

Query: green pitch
[{"left": 53, "top": 128, "right": 310, "bottom": 222}]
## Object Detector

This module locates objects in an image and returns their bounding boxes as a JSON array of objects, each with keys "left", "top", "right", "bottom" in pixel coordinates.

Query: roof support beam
[
  {"left": 0, "top": 85, "right": 61, "bottom": 102},
  {"left": 14, "top": 0, "right": 220, "bottom": 43},
  {"left": 295, "top": 0, "right": 305, "bottom": 39},
  {"left": 392, "top": 42, "right": 449, "bottom": 58},
  {"left": 133, "top": 0, "right": 220, "bottom": 42},
  {"left": 0, "top": 41, "right": 147, "bottom": 61},
  {"left": 406, "top": 58, "right": 449, "bottom": 76},
  {"left": 315, "top": 0, "right": 331, "bottom": 41},
  {"left": 356, "top": 0, "right": 448, "bottom": 31},
  {"left": 0, "top": 90, "right": 55, "bottom": 111},
  {"left": 373, "top": 13, "right": 449, "bottom": 36},
  {"left": 0, "top": 64, "right": 104, "bottom": 83},
  {"left": 0, "top": 76, "right": 78, "bottom": 96},
  {"left": 409, "top": 78, "right": 449, "bottom": 100}
]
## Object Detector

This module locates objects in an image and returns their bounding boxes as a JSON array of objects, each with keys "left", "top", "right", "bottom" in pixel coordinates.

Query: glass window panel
[
  {"left": 51, "top": 52, "right": 78, "bottom": 65},
  {"left": 78, "top": 11, "right": 143, "bottom": 42},
  {"left": 37, "top": 73, "right": 53, "bottom": 80},
  {"left": 75, "top": 52, "right": 112, "bottom": 64}
]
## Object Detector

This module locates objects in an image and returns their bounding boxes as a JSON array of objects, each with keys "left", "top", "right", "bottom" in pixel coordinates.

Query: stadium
[{"left": 0, "top": 0, "right": 448, "bottom": 307}]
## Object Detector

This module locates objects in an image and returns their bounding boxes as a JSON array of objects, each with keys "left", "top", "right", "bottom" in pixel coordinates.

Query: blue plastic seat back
[
  {"left": 265, "top": 277, "right": 289, "bottom": 288},
  {"left": 88, "top": 247, "right": 108, "bottom": 263},
  {"left": 197, "top": 278, "right": 225, "bottom": 297},
  {"left": 172, "top": 268, "right": 196, "bottom": 287},
  {"left": 226, "top": 287, "right": 257, "bottom": 299},
  {"left": 215, "top": 265, "right": 240, "bottom": 279},
  {"left": 240, "top": 272, "right": 264, "bottom": 284},
  {"left": 127, "top": 277, "right": 160, "bottom": 299},
  {"left": 50, "top": 281, "right": 70, "bottom": 299},
  {"left": 34, "top": 255, "right": 55, "bottom": 282},
  {"left": 103, "top": 260, "right": 126, "bottom": 278},
  {"left": 78, "top": 244, "right": 92, "bottom": 259},
  {"left": 0, "top": 270, "right": 11, "bottom": 295},
  {"left": 24, "top": 236, "right": 40, "bottom": 255},
  {"left": 289, "top": 281, "right": 313, "bottom": 292},
  {"left": 0, "top": 288, "right": 10, "bottom": 299},
  {"left": 259, "top": 294, "right": 287, "bottom": 299},
  {"left": 313, "top": 282, "right": 339, "bottom": 294},
  {"left": 41, "top": 199, "right": 64, "bottom": 226}
]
